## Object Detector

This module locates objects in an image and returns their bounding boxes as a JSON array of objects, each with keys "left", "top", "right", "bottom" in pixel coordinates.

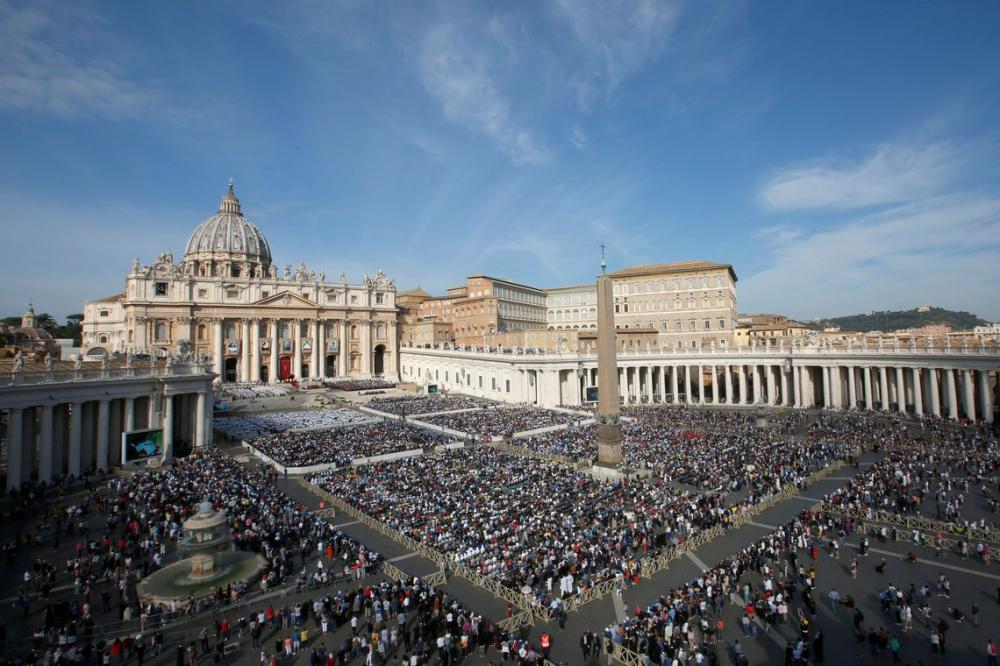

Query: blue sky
[{"left": 2, "top": 0, "right": 999, "bottom": 321}]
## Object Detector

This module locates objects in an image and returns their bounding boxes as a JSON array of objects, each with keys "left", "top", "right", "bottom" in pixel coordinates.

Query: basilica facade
[{"left": 82, "top": 183, "right": 399, "bottom": 382}]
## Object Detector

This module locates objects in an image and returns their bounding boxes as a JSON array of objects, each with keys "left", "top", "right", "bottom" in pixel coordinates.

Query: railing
[
  {"left": 496, "top": 609, "right": 533, "bottom": 632},
  {"left": 818, "top": 502, "right": 1000, "bottom": 547},
  {"left": 0, "top": 362, "right": 213, "bottom": 387},
  {"left": 601, "top": 637, "right": 646, "bottom": 666},
  {"left": 488, "top": 440, "right": 590, "bottom": 469}
]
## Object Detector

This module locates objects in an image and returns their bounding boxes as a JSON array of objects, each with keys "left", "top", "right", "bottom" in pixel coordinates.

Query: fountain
[{"left": 137, "top": 499, "right": 267, "bottom": 604}]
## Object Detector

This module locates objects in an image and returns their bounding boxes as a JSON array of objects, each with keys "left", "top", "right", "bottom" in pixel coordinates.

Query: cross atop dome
[{"left": 218, "top": 179, "right": 242, "bottom": 215}]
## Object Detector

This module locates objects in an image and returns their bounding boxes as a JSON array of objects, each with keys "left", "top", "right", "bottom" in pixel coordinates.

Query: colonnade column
[
  {"left": 946, "top": 369, "right": 959, "bottom": 420},
  {"left": 270, "top": 319, "right": 279, "bottom": 383},
  {"left": 738, "top": 365, "right": 748, "bottom": 405},
  {"left": 723, "top": 365, "right": 732, "bottom": 405},
  {"left": 822, "top": 367, "right": 831, "bottom": 408},
  {"left": 793, "top": 367, "right": 802, "bottom": 408},
  {"left": 780, "top": 366, "right": 789, "bottom": 406},
  {"left": 879, "top": 367, "right": 889, "bottom": 411},
  {"left": 68, "top": 402, "right": 82, "bottom": 476},
  {"left": 317, "top": 321, "right": 326, "bottom": 378},
  {"left": 37, "top": 405, "right": 54, "bottom": 484},
  {"left": 929, "top": 369, "right": 941, "bottom": 417},
  {"left": 361, "top": 321, "right": 372, "bottom": 376},
  {"left": 293, "top": 320, "right": 302, "bottom": 379},
  {"left": 240, "top": 319, "right": 251, "bottom": 382},
  {"left": 698, "top": 365, "right": 705, "bottom": 404},
  {"left": 96, "top": 399, "right": 110, "bottom": 471},
  {"left": 671, "top": 365, "right": 679, "bottom": 403},
  {"left": 213, "top": 319, "right": 224, "bottom": 381},
  {"left": 895, "top": 367, "right": 905, "bottom": 409},
  {"left": 162, "top": 394, "right": 174, "bottom": 460},
  {"left": 195, "top": 391, "right": 206, "bottom": 448},
  {"left": 912, "top": 368, "right": 923, "bottom": 416},
  {"left": 5, "top": 408, "right": 23, "bottom": 490},
  {"left": 251, "top": 319, "right": 261, "bottom": 382},
  {"left": 863, "top": 368, "right": 873, "bottom": 411},
  {"left": 125, "top": 397, "right": 135, "bottom": 432},
  {"left": 766, "top": 365, "right": 776, "bottom": 406},
  {"left": 847, "top": 366, "right": 857, "bottom": 409},
  {"left": 658, "top": 366, "right": 666, "bottom": 402},
  {"left": 338, "top": 320, "right": 349, "bottom": 376},
  {"left": 309, "top": 320, "right": 319, "bottom": 379},
  {"left": 978, "top": 370, "right": 994, "bottom": 423},
  {"left": 964, "top": 370, "right": 976, "bottom": 422}
]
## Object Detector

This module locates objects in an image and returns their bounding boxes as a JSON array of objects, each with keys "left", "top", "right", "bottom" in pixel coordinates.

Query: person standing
[{"left": 813, "top": 629, "right": 823, "bottom": 664}]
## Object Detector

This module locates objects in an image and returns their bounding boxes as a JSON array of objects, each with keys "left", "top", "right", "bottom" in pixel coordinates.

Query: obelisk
[{"left": 595, "top": 246, "right": 623, "bottom": 466}]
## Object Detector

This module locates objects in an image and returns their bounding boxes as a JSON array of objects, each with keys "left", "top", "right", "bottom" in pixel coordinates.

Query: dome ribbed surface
[{"left": 184, "top": 182, "right": 272, "bottom": 265}]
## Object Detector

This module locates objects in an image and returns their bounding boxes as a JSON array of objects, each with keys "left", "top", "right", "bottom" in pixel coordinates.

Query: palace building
[{"left": 82, "top": 182, "right": 399, "bottom": 382}]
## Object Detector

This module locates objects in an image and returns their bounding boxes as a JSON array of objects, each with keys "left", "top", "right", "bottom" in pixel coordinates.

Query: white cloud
[
  {"left": 419, "top": 23, "right": 549, "bottom": 166},
  {"left": 0, "top": 1, "right": 152, "bottom": 118},
  {"left": 759, "top": 141, "right": 963, "bottom": 211},
  {"left": 552, "top": 0, "right": 681, "bottom": 107},
  {"left": 740, "top": 195, "right": 1000, "bottom": 320}
]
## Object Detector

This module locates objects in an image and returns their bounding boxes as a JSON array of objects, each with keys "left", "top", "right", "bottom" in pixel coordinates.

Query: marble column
[
  {"left": 912, "top": 368, "right": 923, "bottom": 416},
  {"left": 794, "top": 367, "right": 803, "bottom": 408},
  {"left": 879, "top": 367, "right": 889, "bottom": 411},
  {"left": 780, "top": 365, "right": 790, "bottom": 406},
  {"left": 52, "top": 405, "right": 66, "bottom": 478},
  {"left": 125, "top": 397, "right": 135, "bottom": 433},
  {"left": 822, "top": 367, "right": 831, "bottom": 408},
  {"left": 946, "top": 369, "right": 959, "bottom": 420},
  {"left": 964, "top": 370, "right": 977, "bottom": 422},
  {"left": 929, "top": 369, "right": 941, "bottom": 417},
  {"left": 308, "top": 320, "right": 319, "bottom": 378},
  {"left": 213, "top": 319, "right": 224, "bottom": 381},
  {"left": 361, "top": 321, "right": 372, "bottom": 376},
  {"left": 5, "top": 408, "right": 23, "bottom": 490},
  {"left": 163, "top": 394, "right": 174, "bottom": 460},
  {"left": 864, "top": 367, "right": 873, "bottom": 411},
  {"left": 240, "top": 319, "right": 251, "bottom": 382},
  {"left": 338, "top": 320, "right": 349, "bottom": 376},
  {"left": 738, "top": 365, "right": 748, "bottom": 405},
  {"left": 251, "top": 319, "right": 261, "bottom": 382},
  {"left": 195, "top": 391, "right": 206, "bottom": 448},
  {"left": 847, "top": 366, "right": 857, "bottom": 409},
  {"left": 317, "top": 321, "right": 326, "bottom": 378},
  {"left": 671, "top": 365, "right": 679, "bottom": 403},
  {"left": 96, "top": 399, "right": 110, "bottom": 471},
  {"left": 658, "top": 366, "right": 666, "bottom": 402},
  {"left": 270, "top": 319, "right": 279, "bottom": 383},
  {"left": 293, "top": 319, "right": 302, "bottom": 379},
  {"left": 698, "top": 365, "right": 705, "bottom": 403},
  {"left": 978, "top": 369, "right": 994, "bottom": 423},
  {"left": 895, "top": 367, "right": 906, "bottom": 411},
  {"left": 68, "top": 402, "right": 82, "bottom": 476},
  {"left": 766, "top": 365, "right": 776, "bottom": 406},
  {"left": 37, "top": 405, "right": 53, "bottom": 484}
]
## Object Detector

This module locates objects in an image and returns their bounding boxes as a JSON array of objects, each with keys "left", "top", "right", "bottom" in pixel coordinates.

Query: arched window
[
  {"left": 351, "top": 325, "right": 358, "bottom": 340},
  {"left": 197, "top": 324, "right": 207, "bottom": 340},
  {"left": 99, "top": 334, "right": 108, "bottom": 344},
  {"left": 155, "top": 322, "right": 167, "bottom": 340},
  {"left": 128, "top": 329, "right": 134, "bottom": 342}
]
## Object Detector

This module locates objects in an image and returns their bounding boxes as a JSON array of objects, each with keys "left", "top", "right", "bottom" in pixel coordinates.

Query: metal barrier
[
  {"left": 601, "top": 637, "right": 647, "bottom": 666},
  {"left": 818, "top": 501, "right": 1000, "bottom": 546}
]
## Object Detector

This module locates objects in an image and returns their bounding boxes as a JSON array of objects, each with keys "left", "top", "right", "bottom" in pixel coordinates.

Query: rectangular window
[
  {"left": 261, "top": 291, "right": 269, "bottom": 299},
  {"left": 99, "top": 310, "right": 110, "bottom": 317},
  {"left": 351, "top": 295, "right": 358, "bottom": 304},
  {"left": 197, "top": 289, "right": 208, "bottom": 298},
  {"left": 478, "top": 376, "right": 483, "bottom": 388},
  {"left": 226, "top": 289, "right": 239, "bottom": 299},
  {"left": 506, "top": 379, "right": 510, "bottom": 393},
  {"left": 376, "top": 293, "right": 384, "bottom": 304},
  {"left": 154, "top": 282, "right": 168, "bottom": 296},
  {"left": 491, "top": 377, "right": 496, "bottom": 390}
]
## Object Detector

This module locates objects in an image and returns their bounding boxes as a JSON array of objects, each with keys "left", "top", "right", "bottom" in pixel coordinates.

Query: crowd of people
[
  {"left": 324, "top": 379, "right": 397, "bottom": 392},
  {"left": 309, "top": 444, "right": 825, "bottom": 604},
  {"left": 366, "top": 395, "right": 497, "bottom": 416},
  {"left": 213, "top": 408, "right": 379, "bottom": 440},
  {"left": 0, "top": 449, "right": 382, "bottom": 665},
  {"left": 248, "top": 422, "right": 453, "bottom": 468},
  {"left": 417, "top": 407, "right": 585, "bottom": 439},
  {"left": 818, "top": 415, "right": 1000, "bottom": 539},
  {"left": 217, "top": 383, "right": 290, "bottom": 400}
]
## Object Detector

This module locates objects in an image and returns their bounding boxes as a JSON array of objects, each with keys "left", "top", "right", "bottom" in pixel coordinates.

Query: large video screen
[{"left": 122, "top": 428, "right": 164, "bottom": 463}]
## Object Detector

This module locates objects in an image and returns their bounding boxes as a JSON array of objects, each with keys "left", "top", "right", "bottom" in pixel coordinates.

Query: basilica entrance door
[{"left": 279, "top": 356, "right": 292, "bottom": 380}]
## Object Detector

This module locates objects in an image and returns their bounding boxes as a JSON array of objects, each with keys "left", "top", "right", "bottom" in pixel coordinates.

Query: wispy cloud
[
  {"left": 741, "top": 195, "right": 1000, "bottom": 319},
  {"left": 419, "top": 23, "right": 549, "bottom": 166},
  {"left": 0, "top": 1, "right": 153, "bottom": 118},
  {"left": 552, "top": 0, "right": 682, "bottom": 108},
  {"left": 759, "top": 140, "right": 964, "bottom": 211}
]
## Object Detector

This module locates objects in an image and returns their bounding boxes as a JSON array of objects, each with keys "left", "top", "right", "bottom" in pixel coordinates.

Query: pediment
[{"left": 254, "top": 291, "right": 319, "bottom": 308}]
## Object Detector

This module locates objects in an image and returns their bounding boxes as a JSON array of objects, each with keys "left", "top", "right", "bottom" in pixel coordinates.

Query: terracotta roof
[
  {"left": 397, "top": 287, "right": 431, "bottom": 297},
  {"left": 606, "top": 260, "right": 737, "bottom": 280}
]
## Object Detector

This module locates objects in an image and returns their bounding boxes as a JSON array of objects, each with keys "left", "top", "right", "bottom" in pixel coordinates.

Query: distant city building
[
  {"left": 734, "top": 314, "right": 810, "bottom": 346},
  {"left": 1, "top": 304, "right": 60, "bottom": 359}
]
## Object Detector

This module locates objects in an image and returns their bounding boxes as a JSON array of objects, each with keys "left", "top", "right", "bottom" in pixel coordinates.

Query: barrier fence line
[
  {"left": 601, "top": 637, "right": 646, "bottom": 666},
  {"left": 487, "top": 440, "right": 587, "bottom": 469},
  {"left": 818, "top": 502, "right": 1000, "bottom": 550}
]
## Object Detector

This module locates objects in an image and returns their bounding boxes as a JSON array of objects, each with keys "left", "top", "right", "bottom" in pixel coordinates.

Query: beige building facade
[{"left": 82, "top": 183, "right": 399, "bottom": 382}]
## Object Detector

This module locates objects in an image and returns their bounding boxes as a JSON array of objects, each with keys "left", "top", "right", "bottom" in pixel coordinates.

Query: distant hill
[{"left": 806, "top": 307, "right": 989, "bottom": 333}]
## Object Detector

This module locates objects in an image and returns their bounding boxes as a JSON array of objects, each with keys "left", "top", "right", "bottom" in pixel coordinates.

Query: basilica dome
[{"left": 184, "top": 182, "right": 272, "bottom": 274}]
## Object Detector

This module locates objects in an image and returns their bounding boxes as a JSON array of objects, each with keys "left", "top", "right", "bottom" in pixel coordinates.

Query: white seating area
[
  {"left": 218, "top": 383, "right": 291, "bottom": 400},
  {"left": 213, "top": 407, "right": 378, "bottom": 439}
]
